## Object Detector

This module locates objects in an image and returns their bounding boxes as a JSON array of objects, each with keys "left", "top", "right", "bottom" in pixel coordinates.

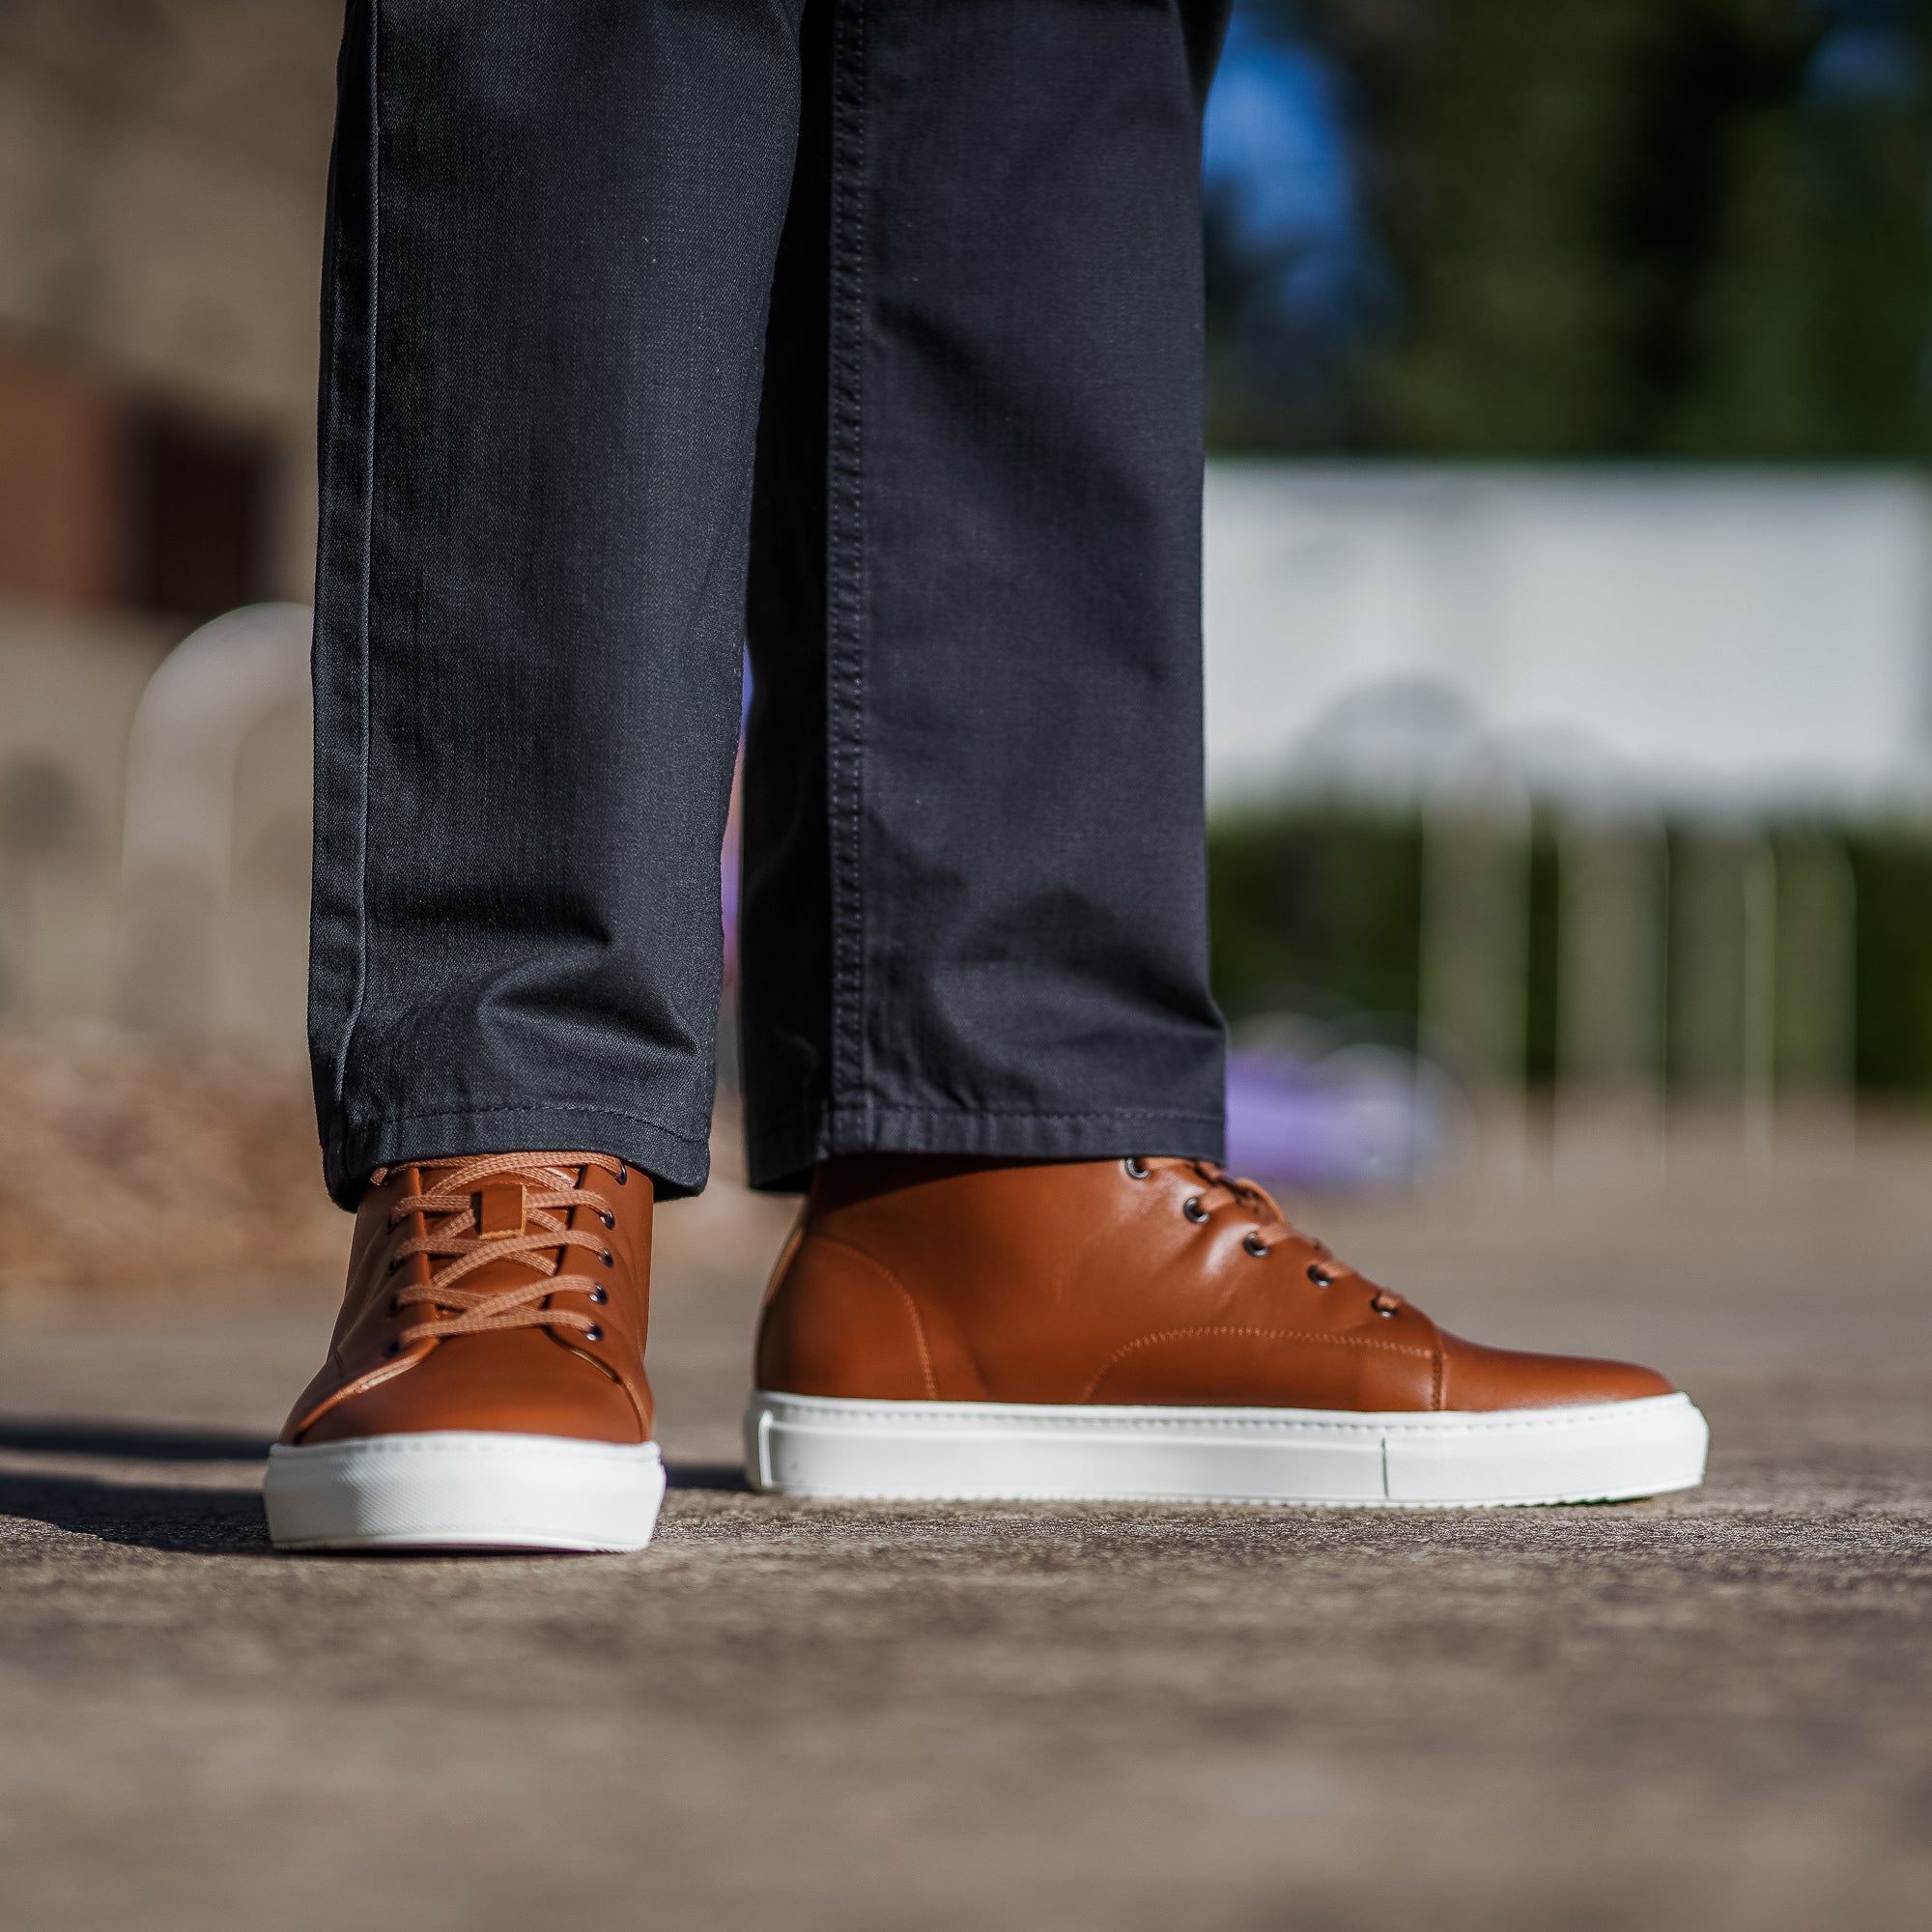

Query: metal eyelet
[
  {"left": 599, "top": 1208, "right": 615, "bottom": 1230},
  {"left": 1123, "top": 1157, "right": 1151, "bottom": 1180},
  {"left": 588, "top": 1285, "right": 608, "bottom": 1305},
  {"left": 1242, "top": 1233, "right": 1268, "bottom": 1258},
  {"left": 600, "top": 1249, "right": 613, "bottom": 1267},
  {"left": 582, "top": 1324, "right": 604, "bottom": 1344},
  {"left": 386, "top": 1294, "right": 401, "bottom": 1315},
  {"left": 385, "top": 1255, "right": 403, "bottom": 1275},
  {"left": 383, "top": 1340, "right": 401, "bottom": 1357},
  {"left": 1376, "top": 1304, "right": 1398, "bottom": 1320},
  {"left": 615, "top": 1162, "right": 628, "bottom": 1185},
  {"left": 1183, "top": 1197, "right": 1210, "bottom": 1224},
  {"left": 1308, "top": 1264, "right": 1333, "bottom": 1287}
]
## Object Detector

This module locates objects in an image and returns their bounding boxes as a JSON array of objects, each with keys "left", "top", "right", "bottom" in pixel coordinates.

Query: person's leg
[
  {"left": 741, "top": 0, "right": 1231, "bottom": 1185},
  {"left": 270, "top": 0, "right": 808, "bottom": 1553},
  {"left": 310, "top": 0, "right": 805, "bottom": 1208},
  {"left": 742, "top": 0, "right": 1708, "bottom": 1511}
]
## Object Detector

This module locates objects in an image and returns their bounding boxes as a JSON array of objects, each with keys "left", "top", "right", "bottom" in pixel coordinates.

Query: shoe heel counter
[{"left": 754, "top": 1233, "right": 938, "bottom": 1400}]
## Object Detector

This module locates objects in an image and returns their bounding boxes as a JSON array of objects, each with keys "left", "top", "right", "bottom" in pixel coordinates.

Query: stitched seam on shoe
[
  {"left": 811, "top": 1235, "right": 939, "bottom": 1400},
  {"left": 1080, "top": 1326, "right": 1434, "bottom": 1403},
  {"left": 292, "top": 1344, "right": 427, "bottom": 1439}
]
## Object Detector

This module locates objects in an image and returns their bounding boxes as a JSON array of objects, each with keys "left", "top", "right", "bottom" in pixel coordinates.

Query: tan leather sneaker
[
  {"left": 264, "top": 1151, "right": 664, "bottom": 1551},
  {"left": 747, "top": 1155, "right": 1708, "bottom": 1508}
]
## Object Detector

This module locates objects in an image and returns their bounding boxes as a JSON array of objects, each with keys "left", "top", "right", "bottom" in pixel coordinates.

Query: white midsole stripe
[{"left": 744, "top": 1391, "right": 1709, "bottom": 1507}]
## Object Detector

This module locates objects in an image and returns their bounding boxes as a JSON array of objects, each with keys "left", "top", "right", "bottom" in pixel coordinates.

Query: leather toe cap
[
  {"left": 1436, "top": 1331, "right": 1676, "bottom": 1411},
  {"left": 290, "top": 1329, "right": 647, "bottom": 1445}
]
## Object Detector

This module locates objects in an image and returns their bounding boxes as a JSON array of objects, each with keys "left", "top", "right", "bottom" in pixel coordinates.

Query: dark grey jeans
[{"left": 310, "top": 0, "right": 1231, "bottom": 1206}]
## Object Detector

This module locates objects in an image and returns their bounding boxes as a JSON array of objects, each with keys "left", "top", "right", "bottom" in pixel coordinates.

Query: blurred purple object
[{"left": 1225, "top": 1044, "right": 1443, "bottom": 1191}]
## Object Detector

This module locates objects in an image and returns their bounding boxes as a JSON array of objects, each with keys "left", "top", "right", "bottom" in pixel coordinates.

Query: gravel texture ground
[{"left": 0, "top": 1151, "right": 1926, "bottom": 1931}]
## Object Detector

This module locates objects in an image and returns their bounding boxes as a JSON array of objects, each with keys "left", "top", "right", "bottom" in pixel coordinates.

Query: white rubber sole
[
  {"left": 744, "top": 1390, "right": 1708, "bottom": 1508},
  {"left": 264, "top": 1432, "right": 667, "bottom": 1551}
]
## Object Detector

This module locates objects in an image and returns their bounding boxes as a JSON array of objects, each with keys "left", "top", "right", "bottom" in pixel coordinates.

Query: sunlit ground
[{"left": 0, "top": 1047, "right": 1925, "bottom": 1931}]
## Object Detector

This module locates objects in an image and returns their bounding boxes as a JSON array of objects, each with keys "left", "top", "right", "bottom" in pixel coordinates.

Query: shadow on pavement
[
  {"left": 665, "top": 1462, "right": 749, "bottom": 1492},
  {"left": 0, "top": 1469, "right": 270, "bottom": 1555},
  {"left": 0, "top": 1419, "right": 748, "bottom": 1554},
  {"left": 0, "top": 1416, "right": 275, "bottom": 1461},
  {"left": 0, "top": 1420, "right": 749, "bottom": 1488}
]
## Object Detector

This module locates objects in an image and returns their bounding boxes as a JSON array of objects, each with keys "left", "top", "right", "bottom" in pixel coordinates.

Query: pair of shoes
[{"left": 263, "top": 1151, "right": 1709, "bottom": 1551}]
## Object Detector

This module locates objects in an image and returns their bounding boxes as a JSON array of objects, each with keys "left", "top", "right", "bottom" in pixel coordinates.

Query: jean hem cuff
[
  {"left": 324, "top": 1103, "right": 713, "bottom": 1209},
  {"left": 744, "top": 1105, "right": 1226, "bottom": 1194}
]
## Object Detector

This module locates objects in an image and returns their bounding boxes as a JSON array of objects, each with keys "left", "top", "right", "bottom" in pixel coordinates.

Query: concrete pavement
[{"left": 1, "top": 1157, "right": 1927, "bottom": 1931}]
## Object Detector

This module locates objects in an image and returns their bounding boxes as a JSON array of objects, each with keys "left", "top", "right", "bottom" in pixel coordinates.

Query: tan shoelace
[
  {"left": 1155, "top": 1156, "right": 1404, "bottom": 1316},
  {"left": 376, "top": 1151, "right": 626, "bottom": 1349}
]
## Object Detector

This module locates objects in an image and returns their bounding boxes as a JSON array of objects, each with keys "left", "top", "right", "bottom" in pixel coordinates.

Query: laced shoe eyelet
[
  {"left": 599, "top": 1208, "right": 615, "bottom": 1230},
  {"left": 615, "top": 1163, "right": 628, "bottom": 1186},
  {"left": 1183, "top": 1197, "right": 1210, "bottom": 1224},
  {"left": 1308, "top": 1264, "right": 1333, "bottom": 1287},
  {"left": 582, "top": 1324, "right": 604, "bottom": 1344},
  {"left": 1242, "top": 1233, "right": 1268, "bottom": 1258},
  {"left": 1123, "top": 1156, "right": 1151, "bottom": 1180},
  {"left": 600, "top": 1249, "right": 614, "bottom": 1267},
  {"left": 386, "top": 1294, "right": 401, "bottom": 1315},
  {"left": 383, "top": 1340, "right": 401, "bottom": 1357},
  {"left": 588, "top": 1285, "right": 608, "bottom": 1304},
  {"left": 385, "top": 1255, "right": 403, "bottom": 1275}
]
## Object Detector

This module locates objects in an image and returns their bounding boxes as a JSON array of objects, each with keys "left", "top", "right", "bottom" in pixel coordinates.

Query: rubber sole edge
[
  {"left": 264, "top": 1431, "right": 667, "bottom": 1552},
  {"left": 743, "top": 1390, "right": 1709, "bottom": 1508}
]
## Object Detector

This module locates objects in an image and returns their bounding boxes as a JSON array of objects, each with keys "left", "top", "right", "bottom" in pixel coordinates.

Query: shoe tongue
[
  {"left": 476, "top": 1179, "right": 528, "bottom": 1239},
  {"left": 414, "top": 1153, "right": 572, "bottom": 1180},
  {"left": 407, "top": 1158, "right": 578, "bottom": 1294},
  {"left": 412, "top": 1154, "right": 584, "bottom": 1205}
]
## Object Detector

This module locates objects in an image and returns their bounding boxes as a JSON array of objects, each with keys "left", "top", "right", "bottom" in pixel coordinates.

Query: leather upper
[
  {"left": 280, "top": 1154, "right": 655, "bottom": 1447},
  {"left": 754, "top": 1155, "right": 1674, "bottom": 1414}
]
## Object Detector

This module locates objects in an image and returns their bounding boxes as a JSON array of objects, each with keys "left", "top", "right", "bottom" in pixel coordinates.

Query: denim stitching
[
  {"left": 339, "top": 1101, "right": 713, "bottom": 1150},
  {"left": 752, "top": 1102, "right": 1223, "bottom": 1148},
  {"left": 825, "top": 0, "right": 868, "bottom": 1136},
  {"left": 829, "top": 1104, "right": 1226, "bottom": 1122},
  {"left": 330, "top": 0, "right": 381, "bottom": 1112}
]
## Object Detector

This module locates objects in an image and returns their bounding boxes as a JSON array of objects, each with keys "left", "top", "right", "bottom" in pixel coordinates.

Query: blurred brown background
[{"left": 1, "top": 4, "right": 338, "bottom": 1285}]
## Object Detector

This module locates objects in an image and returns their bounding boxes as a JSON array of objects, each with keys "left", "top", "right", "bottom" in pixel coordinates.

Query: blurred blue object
[
  {"left": 1225, "top": 1041, "right": 1447, "bottom": 1192},
  {"left": 1203, "top": 7, "right": 1387, "bottom": 342},
  {"left": 1805, "top": 1, "right": 1923, "bottom": 108}
]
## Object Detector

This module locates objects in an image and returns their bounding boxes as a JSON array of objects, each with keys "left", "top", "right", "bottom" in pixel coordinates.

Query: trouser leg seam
[
  {"left": 335, "top": 0, "right": 382, "bottom": 1110},
  {"left": 825, "top": 0, "right": 869, "bottom": 1133}
]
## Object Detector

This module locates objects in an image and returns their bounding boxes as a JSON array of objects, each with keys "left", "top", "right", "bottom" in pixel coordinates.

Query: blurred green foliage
[
  {"left": 1205, "top": 7, "right": 1932, "bottom": 1091},
  {"left": 1225, "top": 0, "right": 1932, "bottom": 457},
  {"left": 1208, "top": 804, "right": 1932, "bottom": 1096},
  {"left": 1208, "top": 805, "right": 1424, "bottom": 1038},
  {"left": 1844, "top": 825, "right": 1932, "bottom": 1091}
]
